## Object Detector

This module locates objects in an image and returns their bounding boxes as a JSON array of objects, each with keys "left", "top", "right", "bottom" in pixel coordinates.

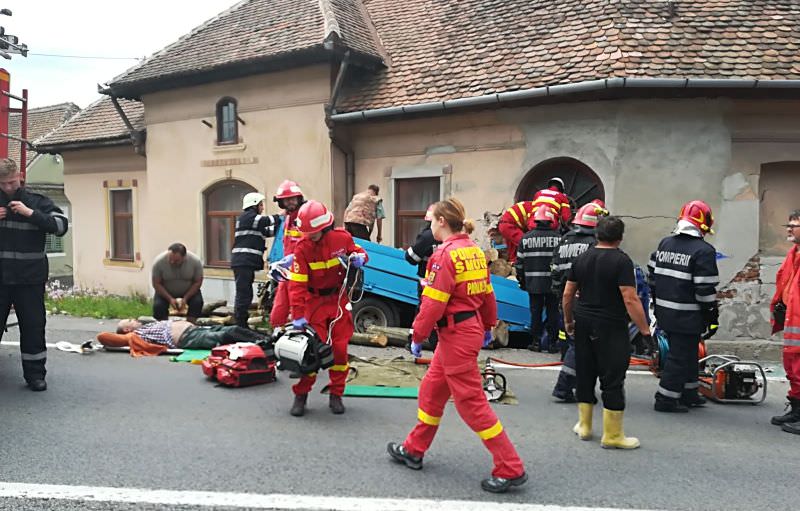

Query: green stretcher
[
  {"left": 342, "top": 385, "right": 418, "bottom": 398},
  {"left": 170, "top": 349, "right": 211, "bottom": 363}
]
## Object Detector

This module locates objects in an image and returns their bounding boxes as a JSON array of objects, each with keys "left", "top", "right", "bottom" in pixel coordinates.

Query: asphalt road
[{"left": 0, "top": 316, "right": 794, "bottom": 511}]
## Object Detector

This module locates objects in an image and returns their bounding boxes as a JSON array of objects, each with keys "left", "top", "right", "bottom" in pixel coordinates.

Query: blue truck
[{"left": 269, "top": 218, "right": 531, "bottom": 332}]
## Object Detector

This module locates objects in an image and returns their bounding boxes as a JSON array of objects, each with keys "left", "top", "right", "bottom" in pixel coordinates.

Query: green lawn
[{"left": 46, "top": 295, "right": 152, "bottom": 320}]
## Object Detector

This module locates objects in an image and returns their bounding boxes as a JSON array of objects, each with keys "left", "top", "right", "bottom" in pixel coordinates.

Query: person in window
[
  {"left": 231, "top": 193, "right": 281, "bottom": 329},
  {"left": 343, "top": 184, "right": 384, "bottom": 243},
  {"left": 152, "top": 243, "right": 204, "bottom": 324},
  {"left": 96, "top": 319, "right": 266, "bottom": 356},
  {"left": 563, "top": 216, "right": 651, "bottom": 449},
  {"left": 0, "top": 158, "right": 69, "bottom": 391}
]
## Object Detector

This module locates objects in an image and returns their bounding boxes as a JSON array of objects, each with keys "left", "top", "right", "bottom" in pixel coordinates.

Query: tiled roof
[
  {"left": 8, "top": 103, "right": 80, "bottom": 166},
  {"left": 337, "top": 0, "right": 800, "bottom": 112},
  {"left": 35, "top": 97, "right": 144, "bottom": 149},
  {"left": 109, "top": 0, "right": 384, "bottom": 95}
]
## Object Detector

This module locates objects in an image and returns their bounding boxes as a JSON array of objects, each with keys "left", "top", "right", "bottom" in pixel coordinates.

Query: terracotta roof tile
[
  {"left": 338, "top": 0, "right": 800, "bottom": 112},
  {"left": 8, "top": 103, "right": 80, "bottom": 165},
  {"left": 110, "top": 0, "right": 383, "bottom": 93},
  {"left": 36, "top": 97, "right": 143, "bottom": 149}
]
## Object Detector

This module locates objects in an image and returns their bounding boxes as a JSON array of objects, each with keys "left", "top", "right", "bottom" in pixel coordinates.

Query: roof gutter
[{"left": 330, "top": 77, "right": 800, "bottom": 123}]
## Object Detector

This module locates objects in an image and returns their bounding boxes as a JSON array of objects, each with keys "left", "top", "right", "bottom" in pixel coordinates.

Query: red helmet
[
  {"left": 295, "top": 200, "right": 334, "bottom": 235},
  {"left": 273, "top": 180, "right": 304, "bottom": 201},
  {"left": 529, "top": 205, "right": 558, "bottom": 230},
  {"left": 573, "top": 202, "right": 608, "bottom": 228},
  {"left": 590, "top": 198, "right": 606, "bottom": 209},
  {"left": 678, "top": 200, "right": 714, "bottom": 234}
]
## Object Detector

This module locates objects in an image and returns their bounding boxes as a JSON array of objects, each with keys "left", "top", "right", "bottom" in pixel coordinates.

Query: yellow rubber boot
[
  {"left": 572, "top": 403, "right": 593, "bottom": 440},
  {"left": 600, "top": 409, "right": 640, "bottom": 449}
]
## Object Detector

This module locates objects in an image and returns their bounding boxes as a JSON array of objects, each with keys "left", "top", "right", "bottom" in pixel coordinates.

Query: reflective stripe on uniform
[
  {"left": 21, "top": 351, "right": 47, "bottom": 361},
  {"left": 422, "top": 287, "right": 450, "bottom": 302},
  {"left": 288, "top": 272, "right": 309, "bottom": 282},
  {"left": 518, "top": 251, "right": 555, "bottom": 258},
  {"left": 785, "top": 339, "right": 800, "bottom": 346},
  {"left": 654, "top": 267, "right": 693, "bottom": 281},
  {"left": 285, "top": 229, "right": 303, "bottom": 238},
  {"left": 406, "top": 247, "right": 422, "bottom": 263},
  {"left": 507, "top": 208, "right": 522, "bottom": 226},
  {"left": 253, "top": 215, "right": 263, "bottom": 228},
  {"left": 534, "top": 197, "right": 560, "bottom": 209},
  {"left": 485, "top": 284, "right": 493, "bottom": 294},
  {"left": 476, "top": 420, "right": 503, "bottom": 440},
  {"left": 554, "top": 263, "right": 572, "bottom": 271},
  {"left": 330, "top": 364, "right": 349, "bottom": 372},
  {"left": 524, "top": 271, "right": 551, "bottom": 277},
  {"left": 454, "top": 269, "right": 486, "bottom": 283},
  {"left": 232, "top": 247, "right": 263, "bottom": 256},
  {"left": 0, "top": 251, "right": 46, "bottom": 260},
  {"left": 695, "top": 294, "right": 717, "bottom": 303},
  {"left": 693, "top": 275, "right": 720, "bottom": 284},
  {"left": 560, "top": 365, "right": 576, "bottom": 376},
  {"left": 784, "top": 326, "right": 800, "bottom": 334},
  {"left": 655, "top": 298, "right": 701, "bottom": 311},
  {"left": 53, "top": 214, "right": 68, "bottom": 236},
  {"left": 235, "top": 230, "right": 264, "bottom": 237},
  {"left": 656, "top": 385, "right": 681, "bottom": 399},
  {"left": 308, "top": 257, "right": 341, "bottom": 270},
  {"left": 0, "top": 220, "right": 38, "bottom": 231},
  {"left": 684, "top": 382, "right": 700, "bottom": 389},
  {"left": 418, "top": 408, "right": 441, "bottom": 426}
]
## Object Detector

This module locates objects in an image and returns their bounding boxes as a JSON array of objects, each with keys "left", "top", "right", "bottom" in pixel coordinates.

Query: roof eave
[{"left": 35, "top": 137, "right": 139, "bottom": 154}]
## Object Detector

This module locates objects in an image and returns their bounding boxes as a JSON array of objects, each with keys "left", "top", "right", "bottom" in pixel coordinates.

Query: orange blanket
[{"left": 96, "top": 332, "right": 169, "bottom": 357}]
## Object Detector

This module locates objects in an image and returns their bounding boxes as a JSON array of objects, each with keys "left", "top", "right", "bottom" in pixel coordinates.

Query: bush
[{"left": 45, "top": 280, "right": 152, "bottom": 320}]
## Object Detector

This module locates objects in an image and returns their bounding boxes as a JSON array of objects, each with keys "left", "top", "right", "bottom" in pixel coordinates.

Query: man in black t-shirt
[{"left": 562, "top": 216, "right": 651, "bottom": 450}]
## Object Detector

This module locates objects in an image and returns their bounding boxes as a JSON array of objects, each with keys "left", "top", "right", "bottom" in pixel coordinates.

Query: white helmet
[{"left": 242, "top": 192, "right": 265, "bottom": 210}]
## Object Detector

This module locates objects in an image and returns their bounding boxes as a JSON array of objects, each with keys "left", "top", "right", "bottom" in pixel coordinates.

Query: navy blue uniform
[
  {"left": 649, "top": 233, "right": 719, "bottom": 404},
  {"left": 231, "top": 209, "right": 280, "bottom": 328},
  {"left": 515, "top": 225, "right": 560, "bottom": 351}
]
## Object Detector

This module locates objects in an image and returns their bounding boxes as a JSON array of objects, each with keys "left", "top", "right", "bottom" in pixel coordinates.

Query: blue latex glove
[
  {"left": 292, "top": 317, "right": 308, "bottom": 330},
  {"left": 349, "top": 252, "right": 367, "bottom": 268},
  {"left": 269, "top": 254, "right": 294, "bottom": 282},
  {"left": 483, "top": 331, "right": 493, "bottom": 348},
  {"left": 410, "top": 342, "right": 423, "bottom": 358}
]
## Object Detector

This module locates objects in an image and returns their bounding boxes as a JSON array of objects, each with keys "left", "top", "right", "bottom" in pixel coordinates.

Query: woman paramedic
[
  {"left": 287, "top": 200, "right": 367, "bottom": 417},
  {"left": 387, "top": 197, "right": 527, "bottom": 494}
]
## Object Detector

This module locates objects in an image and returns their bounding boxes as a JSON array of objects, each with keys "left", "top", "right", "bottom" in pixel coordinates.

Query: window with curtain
[
  {"left": 395, "top": 177, "right": 440, "bottom": 248},
  {"left": 216, "top": 97, "right": 238, "bottom": 145},
  {"left": 205, "top": 181, "right": 256, "bottom": 267},
  {"left": 110, "top": 189, "right": 133, "bottom": 261}
]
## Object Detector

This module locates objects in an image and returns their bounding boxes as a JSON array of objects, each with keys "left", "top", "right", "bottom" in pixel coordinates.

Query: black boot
[
  {"left": 387, "top": 442, "right": 423, "bottom": 470},
  {"left": 329, "top": 394, "right": 345, "bottom": 415},
  {"left": 781, "top": 421, "right": 800, "bottom": 435},
  {"left": 481, "top": 472, "right": 528, "bottom": 493},
  {"left": 654, "top": 394, "right": 689, "bottom": 413},
  {"left": 290, "top": 394, "right": 307, "bottom": 417},
  {"left": 26, "top": 378, "right": 47, "bottom": 392},
  {"left": 552, "top": 388, "right": 577, "bottom": 403},
  {"left": 771, "top": 398, "right": 800, "bottom": 426},
  {"left": 680, "top": 392, "right": 707, "bottom": 408}
]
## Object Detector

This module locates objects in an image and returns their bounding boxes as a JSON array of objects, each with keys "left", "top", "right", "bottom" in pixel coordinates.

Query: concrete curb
[{"left": 706, "top": 339, "right": 783, "bottom": 362}]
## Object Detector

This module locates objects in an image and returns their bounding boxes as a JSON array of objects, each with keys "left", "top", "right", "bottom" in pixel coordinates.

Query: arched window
[
  {"left": 204, "top": 180, "right": 256, "bottom": 267},
  {"left": 515, "top": 157, "right": 605, "bottom": 211},
  {"left": 216, "top": 97, "right": 238, "bottom": 145}
]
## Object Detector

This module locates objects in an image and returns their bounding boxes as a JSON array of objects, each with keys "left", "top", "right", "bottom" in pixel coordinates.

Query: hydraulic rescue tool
[
  {"left": 481, "top": 358, "right": 508, "bottom": 402},
  {"left": 649, "top": 329, "right": 767, "bottom": 404}
]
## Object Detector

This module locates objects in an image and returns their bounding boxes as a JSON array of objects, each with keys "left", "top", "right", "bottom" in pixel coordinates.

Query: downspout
[
  {"left": 325, "top": 51, "right": 356, "bottom": 201},
  {"left": 98, "top": 85, "right": 146, "bottom": 156}
]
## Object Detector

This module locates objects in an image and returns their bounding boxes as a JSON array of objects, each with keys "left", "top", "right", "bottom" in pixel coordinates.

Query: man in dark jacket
[
  {"left": 0, "top": 158, "right": 69, "bottom": 391},
  {"left": 405, "top": 205, "right": 438, "bottom": 349},
  {"left": 231, "top": 192, "right": 281, "bottom": 328},
  {"left": 515, "top": 207, "right": 561, "bottom": 352}
]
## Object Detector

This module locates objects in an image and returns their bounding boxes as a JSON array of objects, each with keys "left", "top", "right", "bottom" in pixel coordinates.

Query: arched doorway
[{"left": 515, "top": 157, "right": 605, "bottom": 210}]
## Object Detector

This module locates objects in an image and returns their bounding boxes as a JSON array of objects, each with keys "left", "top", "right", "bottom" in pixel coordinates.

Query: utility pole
[
  {"left": 0, "top": 8, "right": 29, "bottom": 176},
  {"left": 0, "top": 8, "right": 28, "bottom": 60}
]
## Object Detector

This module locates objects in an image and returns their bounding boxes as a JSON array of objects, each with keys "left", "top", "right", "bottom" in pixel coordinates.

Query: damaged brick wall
[{"left": 718, "top": 255, "right": 775, "bottom": 340}]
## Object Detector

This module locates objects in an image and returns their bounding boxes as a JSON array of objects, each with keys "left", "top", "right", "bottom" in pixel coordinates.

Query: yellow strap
[
  {"left": 454, "top": 269, "right": 487, "bottom": 283},
  {"left": 417, "top": 408, "right": 441, "bottom": 426},
  {"left": 477, "top": 420, "right": 504, "bottom": 440},
  {"left": 285, "top": 229, "right": 303, "bottom": 238},
  {"left": 330, "top": 364, "right": 350, "bottom": 372},
  {"left": 422, "top": 286, "right": 451, "bottom": 303},
  {"left": 288, "top": 272, "right": 309, "bottom": 282},
  {"left": 308, "top": 257, "right": 341, "bottom": 270}
]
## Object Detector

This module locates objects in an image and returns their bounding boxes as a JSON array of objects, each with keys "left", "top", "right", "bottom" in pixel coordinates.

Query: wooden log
[
  {"left": 201, "top": 300, "right": 227, "bottom": 316},
  {"left": 349, "top": 332, "right": 389, "bottom": 347},
  {"left": 366, "top": 325, "right": 411, "bottom": 347}
]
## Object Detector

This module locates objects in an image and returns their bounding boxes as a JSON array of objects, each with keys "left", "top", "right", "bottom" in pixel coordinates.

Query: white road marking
[{"left": 0, "top": 481, "right": 657, "bottom": 511}]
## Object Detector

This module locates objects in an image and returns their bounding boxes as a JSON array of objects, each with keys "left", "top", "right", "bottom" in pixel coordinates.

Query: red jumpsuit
[
  {"left": 532, "top": 186, "right": 572, "bottom": 227},
  {"left": 498, "top": 201, "right": 534, "bottom": 263},
  {"left": 288, "top": 228, "right": 367, "bottom": 397},
  {"left": 771, "top": 244, "right": 800, "bottom": 400},
  {"left": 270, "top": 209, "right": 303, "bottom": 327},
  {"left": 403, "top": 233, "right": 525, "bottom": 479}
]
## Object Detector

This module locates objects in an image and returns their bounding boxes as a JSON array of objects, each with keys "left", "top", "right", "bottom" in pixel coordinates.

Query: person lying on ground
[{"left": 96, "top": 319, "right": 265, "bottom": 356}]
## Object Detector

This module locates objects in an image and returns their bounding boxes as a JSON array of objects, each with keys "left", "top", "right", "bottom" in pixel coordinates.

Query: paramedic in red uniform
[
  {"left": 269, "top": 180, "right": 306, "bottom": 327},
  {"left": 387, "top": 197, "right": 527, "bottom": 494},
  {"left": 498, "top": 177, "right": 571, "bottom": 262},
  {"left": 770, "top": 209, "right": 800, "bottom": 435},
  {"left": 287, "top": 200, "right": 367, "bottom": 417}
]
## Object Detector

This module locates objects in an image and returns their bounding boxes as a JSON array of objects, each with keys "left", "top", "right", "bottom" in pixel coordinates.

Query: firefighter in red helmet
[
  {"left": 387, "top": 198, "right": 527, "bottom": 494},
  {"left": 270, "top": 180, "right": 306, "bottom": 327},
  {"left": 287, "top": 200, "right": 367, "bottom": 416}
]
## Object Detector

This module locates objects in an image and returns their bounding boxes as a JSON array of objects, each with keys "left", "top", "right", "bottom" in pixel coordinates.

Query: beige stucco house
[{"left": 37, "top": 0, "right": 800, "bottom": 342}]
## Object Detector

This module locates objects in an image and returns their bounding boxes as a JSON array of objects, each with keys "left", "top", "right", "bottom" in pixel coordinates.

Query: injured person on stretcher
[{"left": 96, "top": 319, "right": 265, "bottom": 356}]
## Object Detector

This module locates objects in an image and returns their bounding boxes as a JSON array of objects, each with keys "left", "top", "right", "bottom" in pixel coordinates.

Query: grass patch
[{"left": 46, "top": 295, "right": 152, "bottom": 320}]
